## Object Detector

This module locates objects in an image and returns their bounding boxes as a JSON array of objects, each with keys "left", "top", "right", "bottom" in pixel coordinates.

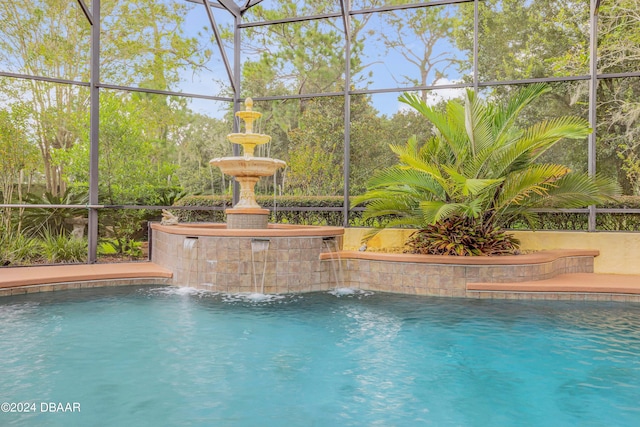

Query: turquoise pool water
[{"left": 0, "top": 286, "right": 639, "bottom": 427}]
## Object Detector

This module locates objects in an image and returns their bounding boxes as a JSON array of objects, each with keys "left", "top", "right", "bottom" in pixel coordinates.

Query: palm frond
[
  {"left": 495, "top": 164, "right": 571, "bottom": 210},
  {"left": 464, "top": 89, "right": 494, "bottom": 157},
  {"left": 399, "top": 92, "right": 464, "bottom": 152},
  {"left": 492, "top": 83, "right": 550, "bottom": 144},
  {"left": 519, "top": 116, "right": 591, "bottom": 161},
  {"left": 526, "top": 173, "right": 621, "bottom": 208},
  {"left": 365, "top": 166, "right": 443, "bottom": 195},
  {"left": 440, "top": 164, "right": 504, "bottom": 197},
  {"left": 419, "top": 200, "right": 468, "bottom": 224}
]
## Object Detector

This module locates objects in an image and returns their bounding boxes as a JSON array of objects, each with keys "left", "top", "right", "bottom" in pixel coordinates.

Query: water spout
[
  {"left": 183, "top": 237, "right": 199, "bottom": 286},
  {"left": 323, "top": 237, "right": 345, "bottom": 290},
  {"left": 251, "top": 238, "right": 270, "bottom": 294}
]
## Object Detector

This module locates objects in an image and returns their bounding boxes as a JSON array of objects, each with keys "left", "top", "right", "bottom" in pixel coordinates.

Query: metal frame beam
[
  {"left": 232, "top": 13, "right": 242, "bottom": 205},
  {"left": 87, "top": 0, "right": 101, "bottom": 263},
  {"left": 238, "top": 0, "right": 473, "bottom": 29},
  {"left": 340, "top": 0, "right": 352, "bottom": 227},
  {"left": 0, "top": 71, "right": 89, "bottom": 87},
  {"left": 588, "top": 0, "right": 599, "bottom": 231},
  {"left": 473, "top": 0, "right": 479, "bottom": 92},
  {"left": 98, "top": 82, "right": 232, "bottom": 101},
  {"left": 76, "top": 0, "right": 93, "bottom": 25},
  {"left": 203, "top": 0, "right": 237, "bottom": 93}
]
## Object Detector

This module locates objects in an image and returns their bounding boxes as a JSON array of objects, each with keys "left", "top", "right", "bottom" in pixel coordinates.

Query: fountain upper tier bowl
[{"left": 209, "top": 156, "right": 286, "bottom": 177}]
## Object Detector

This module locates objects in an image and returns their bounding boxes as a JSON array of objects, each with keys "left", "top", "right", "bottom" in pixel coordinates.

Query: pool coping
[
  {"left": 150, "top": 223, "right": 344, "bottom": 237},
  {"left": 0, "top": 262, "right": 173, "bottom": 296},
  {"left": 320, "top": 249, "right": 600, "bottom": 264}
]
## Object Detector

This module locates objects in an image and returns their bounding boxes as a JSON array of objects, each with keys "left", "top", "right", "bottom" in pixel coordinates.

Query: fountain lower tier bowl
[{"left": 209, "top": 156, "right": 286, "bottom": 177}]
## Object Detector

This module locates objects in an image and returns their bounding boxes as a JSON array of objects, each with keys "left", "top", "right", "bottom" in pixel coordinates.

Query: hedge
[
  {"left": 173, "top": 195, "right": 640, "bottom": 231},
  {"left": 173, "top": 195, "right": 350, "bottom": 226}
]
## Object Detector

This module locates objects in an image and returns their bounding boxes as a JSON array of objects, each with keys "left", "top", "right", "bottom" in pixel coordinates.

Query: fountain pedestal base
[{"left": 226, "top": 208, "right": 270, "bottom": 229}]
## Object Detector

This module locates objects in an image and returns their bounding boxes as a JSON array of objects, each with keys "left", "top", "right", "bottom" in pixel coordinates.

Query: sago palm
[{"left": 353, "top": 84, "right": 620, "bottom": 255}]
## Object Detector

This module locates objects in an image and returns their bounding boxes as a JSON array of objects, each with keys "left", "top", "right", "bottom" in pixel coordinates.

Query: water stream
[
  {"left": 183, "top": 237, "right": 198, "bottom": 286},
  {"left": 251, "top": 238, "right": 270, "bottom": 294},
  {"left": 323, "top": 237, "right": 346, "bottom": 290}
]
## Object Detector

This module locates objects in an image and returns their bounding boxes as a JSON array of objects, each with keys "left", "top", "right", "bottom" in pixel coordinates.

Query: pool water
[{"left": 1, "top": 286, "right": 639, "bottom": 427}]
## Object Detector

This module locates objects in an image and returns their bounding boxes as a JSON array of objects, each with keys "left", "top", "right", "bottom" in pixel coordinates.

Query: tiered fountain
[
  {"left": 210, "top": 98, "right": 286, "bottom": 229},
  {"left": 150, "top": 98, "right": 344, "bottom": 293}
]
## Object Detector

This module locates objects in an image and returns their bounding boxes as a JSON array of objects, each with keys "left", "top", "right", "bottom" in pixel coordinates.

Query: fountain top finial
[{"left": 245, "top": 97, "right": 254, "bottom": 111}]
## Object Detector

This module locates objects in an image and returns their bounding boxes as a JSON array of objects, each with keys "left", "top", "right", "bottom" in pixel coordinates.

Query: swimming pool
[{"left": 1, "top": 286, "right": 638, "bottom": 426}]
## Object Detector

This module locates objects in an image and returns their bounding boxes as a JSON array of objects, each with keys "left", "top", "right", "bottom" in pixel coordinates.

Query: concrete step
[{"left": 467, "top": 273, "right": 640, "bottom": 294}]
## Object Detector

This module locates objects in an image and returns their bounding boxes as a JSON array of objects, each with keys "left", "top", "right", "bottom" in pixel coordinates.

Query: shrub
[
  {"left": 173, "top": 195, "right": 346, "bottom": 226},
  {"left": 405, "top": 216, "right": 520, "bottom": 256},
  {"left": 20, "top": 189, "right": 88, "bottom": 237},
  {"left": 0, "top": 232, "right": 42, "bottom": 266},
  {"left": 40, "top": 232, "right": 88, "bottom": 264}
]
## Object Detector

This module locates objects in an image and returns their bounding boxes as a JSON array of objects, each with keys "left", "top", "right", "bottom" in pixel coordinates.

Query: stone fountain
[
  {"left": 209, "top": 98, "right": 286, "bottom": 229},
  {"left": 150, "top": 97, "right": 344, "bottom": 293}
]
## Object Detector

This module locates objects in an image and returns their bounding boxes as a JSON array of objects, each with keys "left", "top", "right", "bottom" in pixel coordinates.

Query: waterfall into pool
[{"left": 250, "top": 238, "right": 270, "bottom": 294}]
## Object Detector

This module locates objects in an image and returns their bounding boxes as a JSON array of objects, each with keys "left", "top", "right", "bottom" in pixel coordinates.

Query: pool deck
[
  {"left": 1, "top": 261, "right": 640, "bottom": 300},
  {"left": 0, "top": 263, "right": 173, "bottom": 296}
]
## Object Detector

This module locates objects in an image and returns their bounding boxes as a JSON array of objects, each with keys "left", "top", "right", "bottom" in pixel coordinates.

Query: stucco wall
[{"left": 343, "top": 228, "right": 640, "bottom": 275}]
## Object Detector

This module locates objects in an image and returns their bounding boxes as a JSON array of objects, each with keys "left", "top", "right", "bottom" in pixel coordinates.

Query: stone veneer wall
[
  {"left": 151, "top": 225, "right": 639, "bottom": 301},
  {"left": 335, "top": 255, "right": 594, "bottom": 297},
  {"left": 152, "top": 230, "right": 343, "bottom": 294}
]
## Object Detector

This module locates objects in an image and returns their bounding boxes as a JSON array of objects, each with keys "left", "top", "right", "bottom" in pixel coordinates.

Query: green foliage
[
  {"left": 0, "top": 104, "right": 40, "bottom": 229},
  {"left": 20, "top": 188, "right": 88, "bottom": 237},
  {"left": 0, "top": 0, "right": 212, "bottom": 199},
  {"left": 286, "top": 97, "right": 345, "bottom": 195},
  {"left": 0, "top": 231, "right": 41, "bottom": 266},
  {"left": 455, "top": 0, "right": 589, "bottom": 81},
  {"left": 153, "top": 187, "right": 190, "bottom": 207},
  {"left": 171, "top": 195, "right": 231, "bottom": 222},
  {"left": 507, "top": 196, "right": 640, "bottom": 231},
  {"left": 173, "top": 195, "right": 345, "bottom": 225},
  {"left": 354, "top": 84, "right": 621, "bottom": 254},
  {"left": 40, "top": 232, "right": 87, "bottom": 264},
  {"left": 99, "top": 239, "right": 143, "bottom": 259},
  {"left": 597, "top": 1, "right": 640, "bottom": 195},
  {"left": 405, "top": 216, "right": 520, "bottom": 256},
  {"left": 98, "top": 209, "right": 148, "bottom": 255},
  {"left": 173, "top": 113, "right": 232, "bottom": 195}
]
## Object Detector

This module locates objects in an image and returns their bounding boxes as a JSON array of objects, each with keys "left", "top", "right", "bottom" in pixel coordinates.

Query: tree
[
  {"left": 374, "top": 2, "right": 465, "bottom": 101},
  {"left": 455, "top": 0, "right": 589, "bottom": 82},
  {"left": 0, "top": 0, "right": 90, "bottom": 195},
  {"left": 174, "top": 112, "right": 233, "bottom": 195},
  {"left": 354, "top": 84, "right": 620, "bottom": 255},
  {"left": 596, "top": 0, "right": 640, "bottom": 195},
  {"left": 59, "top": 91, "right": 178, "bottom": 204},
  {"left": 0, "top": 105, "right": 39, "bottom": 229},
  {"left": 0, "top": 0, "right": 212, "bottom": 197}
]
